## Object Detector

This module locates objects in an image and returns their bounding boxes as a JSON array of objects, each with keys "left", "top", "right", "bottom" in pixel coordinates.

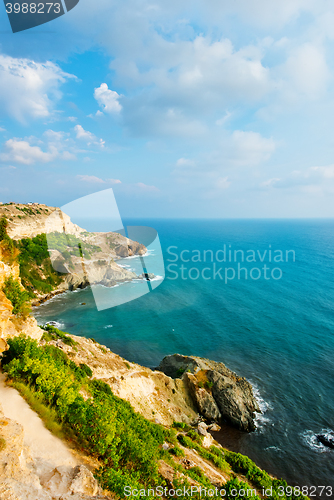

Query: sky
[{"left": 1, "top": 0, "right": 334, "bottom": 218}]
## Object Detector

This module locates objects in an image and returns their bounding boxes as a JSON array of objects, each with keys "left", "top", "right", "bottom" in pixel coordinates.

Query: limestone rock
[
  {"left": 157, "top": 354, "right": 260, "bottom": 432},
  {"left": 197, "top": 422, "right": 209, "bottom": 436},
  {"left": 185, "top": 373, "right": 221, "bottom": 422}
]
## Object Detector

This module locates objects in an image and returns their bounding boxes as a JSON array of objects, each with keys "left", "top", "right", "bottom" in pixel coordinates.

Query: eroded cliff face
[
  {"left": 0, "top": 204, "right": 84, "bottom": 241},
  {"left": 0, "top": 253, "right": 42, "bottom": 348}
]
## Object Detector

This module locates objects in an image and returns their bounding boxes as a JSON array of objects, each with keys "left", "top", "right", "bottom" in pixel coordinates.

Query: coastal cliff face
[
  {"left": 0, "top": 250, "right": 42, "bottom": 348},
  {"left": 157, "top": 354, "right": 260, "bottom": 432},
  {"left": 0, "top": 204, "right": 84, "bottom": 241}
]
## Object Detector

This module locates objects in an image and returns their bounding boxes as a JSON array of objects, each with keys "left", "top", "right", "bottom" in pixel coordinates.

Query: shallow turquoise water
[{"left": 34, "top": 219, "right": 334, "bottom": 492}]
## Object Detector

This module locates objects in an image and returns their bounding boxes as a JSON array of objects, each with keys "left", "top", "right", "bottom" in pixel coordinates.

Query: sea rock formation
[{"left": 157, "top": 354, "right": 260, "bottom": 432}]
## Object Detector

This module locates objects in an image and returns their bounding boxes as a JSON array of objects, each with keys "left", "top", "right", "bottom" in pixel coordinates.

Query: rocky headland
[
  {"left": 0, "top": 203, "right": 148, "bottom": 307},
  {"left": 157, "top": 354, "right": 260, "bottom": 432}
]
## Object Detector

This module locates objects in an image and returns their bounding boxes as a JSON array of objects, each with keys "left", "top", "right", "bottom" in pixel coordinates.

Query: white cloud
[
  {"left": 176, "top": 158, "right": 195, "bottom": 167},
  {"left": 136, "top": 182, "right": 160, "bottom": 192},
  {"left": 216, "top": 176, "right": 231, "bottom": 189},
  {"left": 94, "top": 83, "right": 122, "bottom": 114},
  {"left": 74, "top": 125, "right": 105, "bottom": 148},
  {"left": 284, "top": 43, "right": 329, "bottom": 97},
  {"left": 107, "top": 178, "right": 122, "bottom": 184},
  {"left": 0, "top": 127, "right": 6, "bottom": 132},
  {"left": 0, "top": 130, "right": 77, "bottom": 165},
  {"left": 260, "top": 165, "right": 334, "bottom": 192},
  {"left": 77, "top": 175, "right": 106, "bottom": 184},
  {"left": 0, "top": 54, "right": 75, "bottom": 123},
  {"left": 231, "top": 130, "right": 276, "bottom": 166},
  {"left": 0, "top": 139, "right": 55, "bottom": 165}
]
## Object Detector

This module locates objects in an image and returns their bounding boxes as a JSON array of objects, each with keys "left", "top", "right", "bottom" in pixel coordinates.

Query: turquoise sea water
[{"left": 34, "top": 219, "right": 334, "bottom": 492}]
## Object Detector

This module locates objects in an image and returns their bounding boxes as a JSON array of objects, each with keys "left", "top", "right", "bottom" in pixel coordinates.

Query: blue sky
[{"left": 1, "top": 0, "right": 334, "bottom": 218}]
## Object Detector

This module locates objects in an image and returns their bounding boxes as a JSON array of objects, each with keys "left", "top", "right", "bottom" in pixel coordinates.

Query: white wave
[
  {"left": 104, "top": 325, "right": 113, "bottom": 329},
  {"left": 150, "top": 275, "right": 164, "bottom": 281},
  {"left": 301, "top": 429, "right": 333, "bottom": 453},
  {"left": 44, "top": 321, "right": 65, "bottom": 329},
  {"left": 251, "top": 383, "right": 273, "bottom": 432}
]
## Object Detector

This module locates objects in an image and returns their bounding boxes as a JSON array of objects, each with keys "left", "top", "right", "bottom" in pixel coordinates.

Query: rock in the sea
[
  {"left": 157, "top": 354, "right": 260, "bottom": 432},
  {"left": 316, "top": 432, "right": 334, "bottom": 449}
]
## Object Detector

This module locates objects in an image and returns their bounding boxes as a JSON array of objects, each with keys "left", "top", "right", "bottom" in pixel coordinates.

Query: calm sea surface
[{"left": 34, "top": 219, "right": 334, "bottom": 491}]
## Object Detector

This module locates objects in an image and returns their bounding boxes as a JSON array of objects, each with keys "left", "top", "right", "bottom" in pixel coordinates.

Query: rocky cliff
[
  {"left": 157, "top": 354, "right": 260, "bottom": 432},
  {"left": 0, "top": 204, "right": 84, "bottom": 241},
  {"left": 0, "top": 247, "right": 42, "bottom": 348}
]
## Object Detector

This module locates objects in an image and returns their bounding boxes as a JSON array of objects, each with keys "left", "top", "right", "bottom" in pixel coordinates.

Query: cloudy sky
[{"left": 1, "top": 0, "right": 334, "bottom": 218}]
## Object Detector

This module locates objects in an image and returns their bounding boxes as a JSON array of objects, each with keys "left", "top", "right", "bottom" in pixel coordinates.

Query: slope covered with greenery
[{"left": 1, "top": 334, "right": 310, "bottom": 500}]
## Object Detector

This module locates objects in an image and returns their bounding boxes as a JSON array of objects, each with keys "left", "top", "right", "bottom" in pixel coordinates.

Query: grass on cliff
[{"left": 1, "top": 335, "right": 173, "bottom": 498}]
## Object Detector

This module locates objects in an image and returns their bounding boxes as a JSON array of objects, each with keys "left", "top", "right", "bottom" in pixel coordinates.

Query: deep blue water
[{"left": 34, "top": 219, "right": 334, "bottom": 492}]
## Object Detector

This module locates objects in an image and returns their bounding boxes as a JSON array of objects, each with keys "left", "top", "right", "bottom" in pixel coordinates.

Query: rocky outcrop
[{"left": 157, "top": 354, "right": 260, "bottom": 432}]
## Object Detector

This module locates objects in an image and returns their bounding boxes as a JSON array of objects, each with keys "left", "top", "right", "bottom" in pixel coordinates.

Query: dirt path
[{"left": 0, "top": 371, "right": 77, "bottom": 476}]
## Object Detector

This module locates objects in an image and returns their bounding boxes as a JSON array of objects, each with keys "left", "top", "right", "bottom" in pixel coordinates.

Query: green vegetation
[
  {"left": 186, "top": 429, "right": 203, "bottom": 444},
  {"left": 41, "top": 324, "right": 77, "bottom": 347},
  {"left": 177, "top": 432, "right": 309, "bottom": 500},
  {"left": 47, "top": 232, "right": 101, "bottom": 260},
  {"left": 2, "top": 275, "right": 31, "bottom": 317},
  {"left": 2, "top": 335, "right": 174, "bottom": 498},
  {"left": 168, "top": 445, "right": 185, "bottom": 457},
  {"left": 16, "top": 234, "right": 64, "bottom": 297}
]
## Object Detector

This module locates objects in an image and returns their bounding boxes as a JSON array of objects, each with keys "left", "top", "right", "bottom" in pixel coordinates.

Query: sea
[{"left": 33, "top": 218, "right": 334, "bottom": 493}]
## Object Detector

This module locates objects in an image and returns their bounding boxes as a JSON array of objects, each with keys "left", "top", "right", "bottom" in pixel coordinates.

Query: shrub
[
  {"left": 169, "top": 445, "right": 185, "bottom": 457},
  {"left": 186, "top": 429, "right": 203, "bottom": 444},
  {"left": 2, "top": 276, "right": 31, "bottom": 317}
]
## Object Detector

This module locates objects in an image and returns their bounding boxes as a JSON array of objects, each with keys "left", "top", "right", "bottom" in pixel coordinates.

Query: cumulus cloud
[
  {"left": 107, "top": 178, "right": 122, "bottom": 184},
  {"left": 231, "top": 130, "right": 276, "bottom": 166},
  {"left": 77, "top": 175, "right": 106, "bottom": 184},
  {"left": 260, "top": 165, "right": 334, "bottom": 192},
  {"left": 284, "top": 43, "right": 329, "bottom": 98},
  {"left": 0, "top": 54, "right": 75, "bottom": 123},
  {"left": 74, "top": 125, "right": 105, "bottom": 148},
  {"left": 77, "top": 176, "right": 122, "bottom": 185},
  {"left": 136, "top": 182, "right": 160, "bottom": 192},
  {"left": 94, "top": 83, "right": 122, "bottom": 114},
  {"left": 0, "top": 139, "right": 56, "bottom": 165},
  {"left": 0, "top": 130, "right": 77, "bottom": 165},
  {"left": 176, "top": 158, "right": 195, "bottom": 167}
]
